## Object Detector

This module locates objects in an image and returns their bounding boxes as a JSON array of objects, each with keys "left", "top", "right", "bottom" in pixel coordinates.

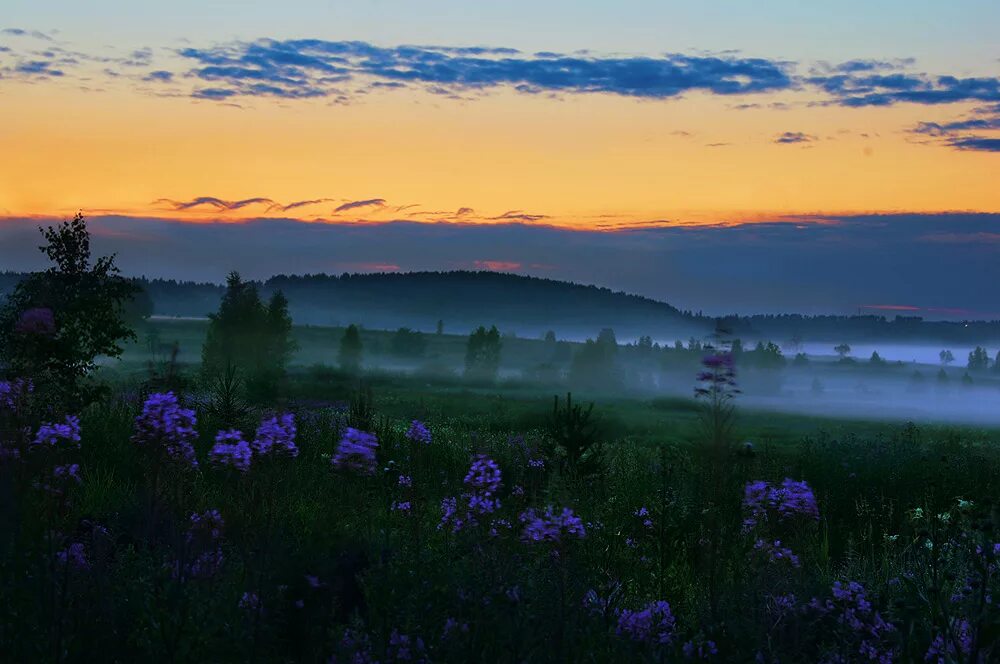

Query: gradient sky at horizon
[{"left": 1, "top": 1, "right": 998, "bottom": 316}]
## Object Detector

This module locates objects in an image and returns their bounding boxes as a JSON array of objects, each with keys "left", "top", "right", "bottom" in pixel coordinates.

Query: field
[{"left": 3, "top": 315, "right": 1000, "bottom": 662}]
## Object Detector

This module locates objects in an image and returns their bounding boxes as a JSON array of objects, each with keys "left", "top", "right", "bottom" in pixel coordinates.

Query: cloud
[
  {"left": 2, "top": 212, "right": 998, "bottom": 317},
  {"left": 812, "top": 71, "right": 1000, "bottom": 107},
  {"left": 278, "top": 198, "right": 335, "bottom": 212},
  {"left": 155, "top": 196, "right": 276, "bottom": 211},
  {"left": 489, "top": 210, "right": 549, "bottom": 222},
  {"left": 334, "top": 198, "right": 386, "bottom": 213},
  {"left": 12, "top": 60, "right": 64, "bottom": 77},
  {"left": 173, "top": 38, "right": 794, "bottom": 102},
  {"left": 911, "top": 104, "right": 1000, "bottom": 152},
  {"left": 473, "top": 260, "right": 522, "bottom": 271},
  {"left": 774, "top": 131, "right": 816, "bottom": 144},
  {"left": 0, "top": 28, "right": 52, "bottom": 41},
  {"left": 143, "top": 69, "right": 173, "bottom": 82}
]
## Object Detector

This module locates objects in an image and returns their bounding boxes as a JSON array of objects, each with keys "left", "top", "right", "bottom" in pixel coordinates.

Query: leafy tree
[
  {"left": 0, "top": 213, "right": 140, "bottom": 408},
  {"left": 994, "top": 350, "right": 1000, "bottom": 374},
  {"left": 339, "top": 324, "right": 364, "bottom": 374},
  {"left": 570, "top": 328, "right": 621, "bottom": 389},
  {"left": 939, "top": 349, "right": 955, "bottom": 366},
  {"left": 792, "top": 352, "right": 809, "bottom": 367},
  {"left": 834, "top": 343, "right": 852, "bottom": 359},
  {"left": 435, "top": 319, "right": 444, "bottom": 335},
  {"left": 201, "top": 273, "right": 293, "bottom": 399},
  {"left": 967, "top": 346, "right": 989, "bottom": 372},
  {"left": 869, "top": 351, "right": 884, "bottom": 366},
  {"left": 464, "top": 325, "right": 502, "bottom": 381},
  {"left": 390, "top": 327, "right": 427, "bottom": 358}
]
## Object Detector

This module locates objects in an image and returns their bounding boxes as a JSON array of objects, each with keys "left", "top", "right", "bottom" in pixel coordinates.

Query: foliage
[
  {"left": 0, "top": 213, "right": 140, "bottom": 409},
  {"left": 967, "top": 346, "right": 990, "bottom": 372},
  {"left": 548, "top": 392, "right": 603, "bottom": 477},
  {"left": 389, "top": 327, "right": 427, "bottom": 358},
  {"left": 339, "top": 324, "right": 364, "bottom": 374},
  {"left": 201, "top": 272, "right": 295, "bottom": 400},
  {"left": 464, "top": 325, "right": 501, "bottom": 382},
  {"left": 569, "top": 328, "right": 621, "bottom": 389}
]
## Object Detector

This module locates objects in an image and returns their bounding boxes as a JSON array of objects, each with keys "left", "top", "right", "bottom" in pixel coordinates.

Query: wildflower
[
  {"left": 512, "top": 485, "right": 525, "bottom": 497},
  {"left": 305, "top": 574, "right": 322, "bottom": 588},
  {"left": 56, "top": 542, "right": 90, "bottom": 570},
  {"left": 464, "top": 455, "right": 502, "bottom": 495},
  {"left": 926, "top": 618, "right": 973, "bottom": 663},
  {"left": 754, "top": 539, "right": 801, "bottom": 567},
  {"left": 252, "top": 413, "right": 298, "bottom": 457},
  {"left": 683, "top": 639, "right": 719, "bottom": 659},
  {"left": 332, "top": 428, "right": 378, "bottom": 475},
  {"left": 15, "top": 307, "right": 56, "bottom": 336},
  {"left": 743, "top": 478, "right": 819, "bottom": 529},
  {"left": 616, "top": 600, "right": 676, "bottom": 646},
  {"left": 519, "top": 506, "right": 586, "bottom": 543},
  {"left": 398, "top": 474, "right": 412, "bottom": 488},
  {"left": 811, "top": 581, "right": 896, "bottom": 662},
  {"left": 438, "top": 496, "right": 463, "bottom": 532},
  {"left": 391, "top": 500, "right": 412, "bottom": 515},
  {"left": 695, "top": 352, "right": 739, "bottom": 400},
  {"left": 489, "top": 518, "right": 512, "bottom": 538},
  {"left": 528, "top": 457, "right": 545, "bottom": 469},
  {"left": 387, "top": 629, "right": 427, "bottom": 662},
  {"left": 132, "top": 392, "right": 199, "bottom": 468},
  {"left": 0, "top": 377, "right": 33, "bottom": 411},
  {"left": 442, "top": 617, "right": 469, "bottom": 640},
  {"left": 239, "top": 591, "right": 260, "bottom": 612},
  {"left": 33, "top": 416, "right": 82, "bottom": 449},
  {"left": 635, "top": 506, "right": 654, "bottom": 529},
  {"left": 209, "top": 430, "right": 252, "bottom": 473},
  {"left": 42, "top": 463, "right": 83, "bottom": 495},
  {"left": 338, "top": 628, "right": 376, "bottom": 664},
  {"left": 405, "top": 419, "right": 432, "bottom": 445},
  {"left": 178, "top": 509, "right": 225, "bottom": 580}
]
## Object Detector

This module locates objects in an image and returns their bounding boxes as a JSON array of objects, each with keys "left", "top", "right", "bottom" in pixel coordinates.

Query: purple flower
[
  {"left": 519, "top": 506, "right": 586, "bottom": 543},
  {"left": 926, "top": 619, "right": 973, "bottom": 662},
  {"left": 635, "top": 506, "right": 654, "bottom": 529},
  {"left": 754, "top": 539, "right": 801, "bottom": 567},
  {"left": 743, "top": 478, "right": 819, "bottom": 529},
  {"left": 405, "top": 419, "right": 432, "bottom": 445},
  {"left": 337, "top": 628, "right": 376, "bottom": 664},
  {"left": 252, "top": 413, "right": 298, "bottom": 457},
  {"left": 239, "top": 591, "right": 260, "bottom": 612},
  {"left": 695, "top": 352, "right": 739, "bottom": 400},
  {"left": 398, "top": 474, "right": 412, "bottom": 488},
  {"left": 387, "top": 629, "right": 427, "bottom": 662},
  {"left": 528, "top": 457, "right": 545, "bottom": 469},
  {"left": 442, "top": 617, "right": 469, "bottom": 640},
  {"left": 42, "top": 463, "right": 83, "bottom": 495},
  {"left": 132, "top": 392, "right": 198, "bottom": 468},
  {"left": 811, "top": 581, "right": 896, "bottom": 662},
  {"left": 177, "top": 509, "right": 225, "bottom": 580},
  {"left": 209, "top": 430, "right": 252, "bottom": 473},
  {"left": 464, "top": 455, "right": 502, "bottom": 495},
  {"left": 56, "top": 542, "right": 90, "bottom": 570},
  {"left": 683, "top": 639, "right": 719, "bottom": 659},
  {"left": 438, "top": 496, "right": 463, "bottom": 532},
  {"left": 33, "top": 415, "right": 81, "bottom": 449},
  {"left": 616, "top": 600, "right": 676, "bottom": 646},
  {"left": 15, "top": 307, "right": 56, "bottom": 336},
  {"left": 391, "top": 500, "right": 412, "bottom": 514},
  {"left": 0, "top": 378, "right": 33, "bottom": 412},
  {"left": 332, "top": 428, "right": 378, "bottom": 475}
]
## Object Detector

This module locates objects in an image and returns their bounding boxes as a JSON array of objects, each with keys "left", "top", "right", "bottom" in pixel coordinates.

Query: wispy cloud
[
  {"left": 154, "top": 196, "right": 276, "bottom": 211},
  {"left": 911, "top": 104, "right": 1000, "bottom": 152},
  {"left": 334, "top": 198, "right": 386, "bottom": 213}
]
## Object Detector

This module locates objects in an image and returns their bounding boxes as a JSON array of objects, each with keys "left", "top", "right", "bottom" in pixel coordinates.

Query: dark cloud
[
  {"left": 334, "top": 198, "right": 386, "bottom": 213},
  {"left": 2, "top": 212, "right": 997, "bottom": 317},
  {"left": 143, "top": 69, "right": 173, "bottom": 82},
  {"left": 0, "top": 28, "right": 52, "bottom": 41},
  {"left": 774, "top": 131, "right": 816, "bottom": 144},
  {"left": 488, "top": 210, "right": 549, "bottom": 222},
  {"left": 155, "top": 196, "right": 276, "bottom": 211},
  {"left": 12, "top": 60, "right": 63, "bottom": 77},
  {"left": 278, "top": 198, "right": 335, "bottom": 212},
  {"left": 911, "top": 104, "right": 1000, "bottom": 152},
  {"left": 174, "top": 38, "right": 794, "bottom": 102},
  {"left": 812, "top": 71, "right": 1000, "bottom": 107}
]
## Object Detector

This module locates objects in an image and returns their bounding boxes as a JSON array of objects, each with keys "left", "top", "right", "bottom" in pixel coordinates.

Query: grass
[{"left": 2, "top": 358, "right": 1000, "bottom": 661}]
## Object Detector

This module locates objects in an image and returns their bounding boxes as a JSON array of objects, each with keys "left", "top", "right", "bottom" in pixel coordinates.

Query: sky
[{"left": 0, "top": 1, "right": 998, "bottom": 317}]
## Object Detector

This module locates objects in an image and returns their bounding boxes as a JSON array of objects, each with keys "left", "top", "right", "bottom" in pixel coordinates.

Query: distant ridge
[{"left": 2, "top": 270, "right": 999, "bottom": 344}]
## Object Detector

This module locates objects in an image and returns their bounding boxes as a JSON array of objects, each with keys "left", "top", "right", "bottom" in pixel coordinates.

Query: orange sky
[{"left": 2, "top": 79, "right": 997, "bottom": 229}]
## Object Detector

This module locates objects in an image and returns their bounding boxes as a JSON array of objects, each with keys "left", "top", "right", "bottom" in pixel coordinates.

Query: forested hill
[
  {"left": 152, "top": 271, "right": 711, "bottom": 339},
  {"left": 2, "top": 270, "right": 999, "bottom": 344}
]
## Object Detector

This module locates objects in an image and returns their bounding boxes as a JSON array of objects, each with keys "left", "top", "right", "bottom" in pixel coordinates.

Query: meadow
[{"left": 2, "top": 220, "right": 1000, "bottom": 662}]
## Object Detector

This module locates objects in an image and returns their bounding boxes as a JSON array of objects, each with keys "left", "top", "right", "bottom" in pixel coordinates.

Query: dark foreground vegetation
[{"left": 2, "top": 216, "right": 1000, "bottom": 662}]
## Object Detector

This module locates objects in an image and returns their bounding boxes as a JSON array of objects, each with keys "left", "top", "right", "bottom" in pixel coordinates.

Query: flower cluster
[
  {"left": 926, "top": 618, "right": 974, "bottom": 663},
  {"left": 56, "top": 542, "right": 90, "bottom": 571},
  {"left": 0, "top": 378, "right": 33, "bottom": 412},
  {"left": 15, "top": 307, "right": 56, "bottom": 336},
  {"left": 175, "top": 509, "right": 225, "bottom": 580},
  {"left": 40, "top": 463, "right": 83, "bottom": 496},
  {"left": 809, "top": 581, "right": 896, "bottom": 663},
  {"left": 743, "top": 478, "right": 820, "bottom": 530},
  {"left": 753, "top": 538, "right": 801, "bottom": 567},
  {"left": 683, "top": 638, "right": 719, "bottom": 659},
  {"left": 33, "top": 416, "right": 82, "bottom": 449},
  {"left": 331, "top": 428, "right": 379, "bottom": 475},
  {"left": 387, "top": 629, "right": 428, "bottom": 662},
  {"left": 132, "top": 392, "right": 199, "bottom": 468},
  {"left": 252, "top": 413, "right": 298, "bottom": 457},
  {"left": 616, "top": 599, "right": 676, "bottom": 646},
  {"left": 635, "top": 506, "right": 654, "bottom": 529},
  {"left": 209, "top": 430, "right": 252, "bottom": 473},
  {"left": 439, "top": 456, "right": 503, "bottom": 532},
  {"left": 519, "top": 506, "right": 586, "bottom": 543},
  {"left": 405, "top": 419, "right": 432, "bottom": 445}
]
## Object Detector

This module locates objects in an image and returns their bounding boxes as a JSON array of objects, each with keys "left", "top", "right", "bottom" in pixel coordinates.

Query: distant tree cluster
[
  {"left": 465, "top": 325, "right": 502, "bottom": 381},
  {"left": 201, "top": 272, "right": 295, "bottom": 400}
]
